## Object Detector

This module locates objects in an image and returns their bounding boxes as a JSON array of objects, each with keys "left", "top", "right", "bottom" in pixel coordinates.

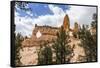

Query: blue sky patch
[{"left": 15, "top": 2, "right": 70, "bottom": 18}]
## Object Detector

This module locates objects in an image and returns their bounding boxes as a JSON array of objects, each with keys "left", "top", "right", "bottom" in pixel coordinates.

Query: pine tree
[
  {"left": 52, "top": 26, "right": 72, "bottom": 64},
  {"left": 91, "top": 13, "right": 97, "bottom": 29},
  {"left": 15, "top": 33, "right": 24, "bottom": 66},
  {"left": 90, "top": 13, "right": 97, "bottom": 61},
  {"left": 79, "top": 23, "right": 97, "bottom": 62},
  {"left": 38, "top": 42, "right": 53, "bottom": 65}
]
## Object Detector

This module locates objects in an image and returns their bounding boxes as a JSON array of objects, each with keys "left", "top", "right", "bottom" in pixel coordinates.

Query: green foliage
[
  {"left": 38, "top": 26, "right": 72, "bottom": 65},
  {"left": 78, "top": 24, "right": 97, "bottom": 62},
  {"left": 77, "top": 13, "right": 97, "bottom": 62},
  {"left": 15, "top": 33, "right": 24, "bottom": 66},
  {"left": 91, "top": 13, "right": 97, "bottom": 29},
  {"left": 52, "top": 26, "right": 72, "bottom": 64},
  {"left": 38, "top": 43, "right": 53, "bottom": 65}
]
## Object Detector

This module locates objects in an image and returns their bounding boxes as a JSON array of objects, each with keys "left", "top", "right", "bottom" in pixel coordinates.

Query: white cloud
[
  {"left": 66, "top": 6, "right": 96, "bottom": 28},
  {"left": 15, "top": 4, "right": 96, "bottom": 37},
  {"left": 15, "top": 14, "right": 34, "bottom": 37},
  {"left": 33, "top": 14, "right": 64, "bottom": 27},
  {"left": 15, "top": 14, "right": 64, "bottom": 37},
  {"left": 26, "top": 11, "right": 34, "bottom": 17},
  {"left": 48, "top": 5, "right": 65, "bottom": 15},
  {"left": 15, "top": 4, "right": 66, "bottom": 37},
  {"left": 15, "top": 11, "right": 20, "bottom": 17},
  {"left": 15, "top": 4, "right": 20, "bottom": 11}
]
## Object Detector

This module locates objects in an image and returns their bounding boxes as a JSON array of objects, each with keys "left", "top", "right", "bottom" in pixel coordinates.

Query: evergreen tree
[
  {"left": 52, "top": 26, "right": 72, "bottom": 64},
  {"left": 78, "top": 24, "right": 97, "bottom": 62},
  {"left": 15, "top": 33, "right": 23, "bottom": 66},
  {"left": 90, "top": 13, "right": 97, "bottom": 61},
  {"left": 38, "top": 42, "right": 53, "bottom": 65},
  {"left": 91, "top": 13, "right": 97, "bottom": 29}
]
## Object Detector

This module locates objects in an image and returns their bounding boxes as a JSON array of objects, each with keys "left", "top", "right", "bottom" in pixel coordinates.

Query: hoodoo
[{"left": 63, "top": 14, "right": 70, "bottom": 32}]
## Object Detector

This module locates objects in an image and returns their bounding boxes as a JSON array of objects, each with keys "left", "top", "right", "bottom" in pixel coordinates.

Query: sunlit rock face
[
  {"left": 36, "top": 30, "right": 42, "bottom": 38},
  {"left": 21, "top": 24, "right": 59, "bottom": 65},
  {"left": 21, "top": 14, "right": 71, "bottom": 47},
  {"left": 20, "top": 47, "right": 38, "bottom": 65},
  {"left": 63, "top": 14, "right": 70, "bottom": 32},
  {"left": 73, "top": 22, "right": 79, "bottom": 33},
  {"left": 20, "top": 14, "right": 86, "bottom": 65},
  {"left": 21, "top": 25, "right": 58, "bottom": 47}
]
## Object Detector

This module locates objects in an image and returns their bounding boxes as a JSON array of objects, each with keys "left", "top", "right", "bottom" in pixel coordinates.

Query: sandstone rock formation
[
  {"left": 20, "top": 14, "right": 86, "bottom": 65},
  {"left": 22, "top": 25, "right": 59, "bottom": 47},
  {"left": 22, "top": 14, "right": 71, "bottom": 47},
  {"left": 74, "top": 22, "right": 79, "bottom": 33},
  {"left": 63, "top": 14, "right": 70, "bottom": 32}
]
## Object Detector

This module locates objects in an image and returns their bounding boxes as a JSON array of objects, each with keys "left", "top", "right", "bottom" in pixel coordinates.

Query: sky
[{"left": 15, "top": 2, "right": 96, "bottom": 37}]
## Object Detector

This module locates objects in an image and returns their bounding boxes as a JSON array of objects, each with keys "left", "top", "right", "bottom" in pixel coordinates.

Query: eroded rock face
[
  {"left": 20, "top": 36, "right": 86, "bottom": 65},
  {"left": 20, "top": 24, "right": 60, "bottom": 65},
  {"left": 63, "top": 14, "right": 70, "bottom": 32},
  {"left": 20, "top": 14, "right": 86, "bottom": 65},
  {"left": 32, "top": 25, "right": 59, "bottom": 36},
  {"left": 22, "top": 14, "right": 71, "bottom": 47},
  {"left": 22, "top": 26, "right": 58, "bottom": 47},
  {"left": 70, "top": 45, "right": 85, "bottom": 63},
  {"left": 20, "top": 47, "right": 38, "bottom": 65}
]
